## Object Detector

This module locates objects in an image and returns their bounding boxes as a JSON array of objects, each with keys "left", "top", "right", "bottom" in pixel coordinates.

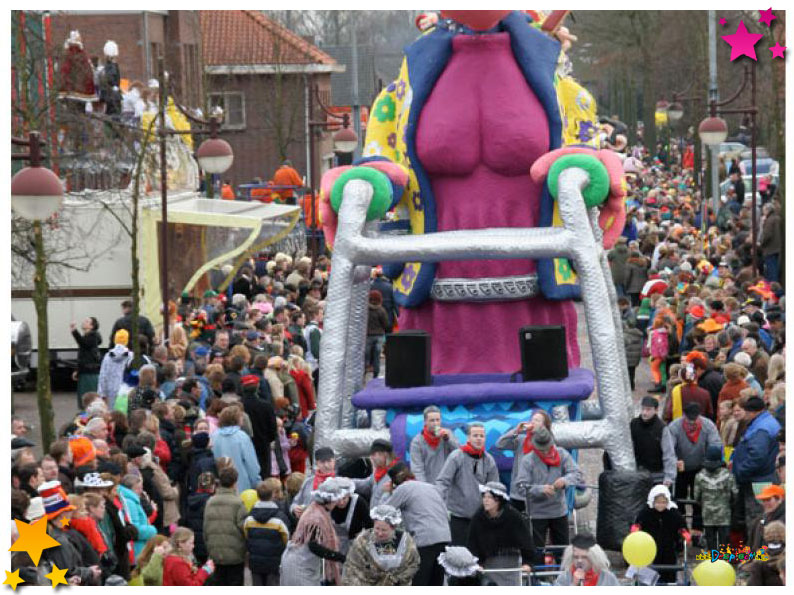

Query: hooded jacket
[
  {"left": 211, "top": 426, "right": 261, "bottom": 492},
  {"left": 243, "top": 501, "right": 290, "bottom": 573},
  {"left": 98, "top": 344, "right": 132, "bottom": 403},
  {"left": 117, "top": 484, "right": 157, "bottom": 558}
]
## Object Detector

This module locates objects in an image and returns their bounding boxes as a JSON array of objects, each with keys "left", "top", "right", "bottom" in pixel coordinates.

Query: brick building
[
  {"left": 49, "top": 10, "right": 203, "bottom": 107},
  {"left": 200, "top": 10, "right": 344, "bottom": 188}
]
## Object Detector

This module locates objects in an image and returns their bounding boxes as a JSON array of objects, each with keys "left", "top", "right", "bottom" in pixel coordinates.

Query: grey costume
[
  {"left": 354, "top": 472, "right": 391, "bottom": 511},
  {"left": 383, "top": 480, "right": 452, "bottom": 547},
  {"left": 668, "top": 416, "right": 722, "bottom": 471},
  {"left": 493, "top": 427, "right": 531, "bottom": 500},
  {"left": 514, "top": 447, "right": 583, "bottom": 519},
  {"left": 555, "top": 568, "right": 621, "bottom": 586},
  {"left": 409, "top": 431, "right": 459, "bottom": 484},
  {"left": 435, "top": 449, "right": 499, "bottom": 519}
]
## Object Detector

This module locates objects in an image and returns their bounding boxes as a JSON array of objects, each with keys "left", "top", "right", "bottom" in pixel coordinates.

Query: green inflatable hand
[
  {"left": 547, "top": 153, "right": 610, "bottom": 208},
  {"left": 330, "top": 167, "right": 393, "bottom": 222}
]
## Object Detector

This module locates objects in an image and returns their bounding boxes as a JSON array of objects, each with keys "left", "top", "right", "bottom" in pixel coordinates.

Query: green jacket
[
  {"left": 693, "top": 467, "right": 737, "bottom": 527},
  {"left": 203, "top": 487, "right": 247, "bottom": 565}
]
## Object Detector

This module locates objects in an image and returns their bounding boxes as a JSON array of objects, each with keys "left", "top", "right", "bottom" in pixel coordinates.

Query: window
[{"left": 208, "top": 92, "right": 245, "bottom": 130}]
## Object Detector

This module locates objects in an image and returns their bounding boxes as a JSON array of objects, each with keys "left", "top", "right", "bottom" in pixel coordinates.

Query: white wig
[{"left": 560, "top": 542, "right": 611, "bottom": 574}]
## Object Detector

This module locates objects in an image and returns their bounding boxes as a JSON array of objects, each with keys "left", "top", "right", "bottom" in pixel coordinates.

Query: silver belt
[{"left": 430, "top": 274, "right": 539, "bottom": 302}]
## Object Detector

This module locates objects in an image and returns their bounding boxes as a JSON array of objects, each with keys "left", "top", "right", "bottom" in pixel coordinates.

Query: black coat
[
  {"left": 72, "top": 329, "right": 103, "bottom": 373},
  {"left": 104, "top": 497, "right": 135, "bottom": 580},
  {"left": 634, "top": 506, "right": 686, "bottom": 580},
  {"left": 185, "top": 491, "right": 212, "bottom": 564},
  {"left": 245, "top": 504, "right": 290, "bottom": 573},
  {"left": 698, "top": 368, "right": 725, "bottom": 413},
  {"left": 371, "top": 276, "right": 398, "bottom": 329},
  {"left": 242, "top": 391, "right": 278, "bottom": 472},
  {"left": 109, "top": 313, "right": 155, "bottom": 348},
  {"left": 466, "top": 503, "right": 535, "bottom": 566}
]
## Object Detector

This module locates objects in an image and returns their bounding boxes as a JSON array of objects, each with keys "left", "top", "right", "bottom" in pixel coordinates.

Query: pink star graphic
[
  {"left": 721, "top": 20, "right": 764, "bottom": 61},
  {"left": 769, "top": 42, "right": 786, "bottom": 58},
  {"left": 758, "top": 8, "right": 776, "bottom": 27},
  {"left": 719, "top": 17, "right": 727, "bottom": 26}
]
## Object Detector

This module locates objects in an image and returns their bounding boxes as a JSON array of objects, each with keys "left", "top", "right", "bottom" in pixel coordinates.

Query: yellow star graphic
[
  {"left": 3, "top": 570, "right": 25, "bottom": 591},
  {"left": 58, "top": 518, "right": 70, "bottom": 529},
  {"left": 44, "top": 565, "right": 68, "bottom": 588},
  {"left": 9, "top": 518, "right": 60, "bottom": 566}
]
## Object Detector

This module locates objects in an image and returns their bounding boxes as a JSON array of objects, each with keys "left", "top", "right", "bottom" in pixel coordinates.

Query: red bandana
[
  {"left": 460, "top": 442, "right": 484, "bottom": 457},
  {"left": 683, "top": 418, "right": 702, "bottom": 444},
  {"left": 312, "top": 470, "right": 335, "bottom": 490},
  {"left": 374, "top": 459, "right": 398, "bottom": 483},
  {"left": 422, "top": 426, "right": 441, "bottom": 449},
  {"left": 522, "top": 428, "right": 535, "bottom": 455},
  {"left": 535, "top": 445, "right": 561, "bottom": 467}
]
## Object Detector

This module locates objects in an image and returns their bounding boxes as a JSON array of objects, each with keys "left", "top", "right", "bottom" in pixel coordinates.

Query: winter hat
[
  {"left": 113, "top": 329, "right": 129, "bottom": 347},
  {"left": 370, "top": 439, "right": 393, "bottom": 455},
  {"left": 25, "top": 497, "right": 46, "bottom": 523},
  {"left": 736, "top": 315, "right": 751, "bottom": 326},
  {"left": 315, "top": 447, "right": 335, "bottom": 462},
  {"left": 641, "top": 396, "right": 659, "bottom": 409},
  {"left": 437, "top": 546, "right": 480, "bottom": 578},
  {"left": 191, "top": 432, "right": 210, "bottom": 450},
  {"left": 11, "top": 436, "right": 35, "bottom": 450},
  {"left": 370, "top": 504, "right": 402, "bottom": 526},
  {"left": 688, "top": 305, "right": 705, "bottom": 319},
  {"left": 647, "top": 484, "right": 677, "bottom": 509},
  {"left": 69, "top": 436, "right": 96, "bottom": 468},
  {"left": 703, "top": 445, "right": 724, "bottom": 470},
  {"left": 742, "top": 396, "right": 765, "bottom": 413},
  {"left": 246, "top": 330, "right": 259, "bottom": 342},
  {"left": 124, "top": 444, "right": 146, "bottom": 459},
  {"left": 38, "top": 481, "right": 76, "bottom": 520},
  {"left": 571, "top": 532, "right": 597, "bottom": 549},
  {"left": 532, "top": 426, "right": 553, "bottom": 451},
  {"left": 241, "top": 374, "right": 260, "bottom": 388},
  {"left": 80, "top": 472, "right": 114, "bottom": 489},
  {"left": 478, "top": 481, "right": 509, "bottom": 502},
  {"left": 684, "top": 402, "right": 701, "bottom": 421}
]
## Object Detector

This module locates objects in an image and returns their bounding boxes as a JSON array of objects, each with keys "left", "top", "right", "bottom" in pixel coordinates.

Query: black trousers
[
  {"left": 252, "top": 571, "right": 279, "bottom": 586},
  {"left": 531, "top": 516, "right": 569, "bottom": 563},
  {"left": 674, "top": 469, "right": 703, "bottom": 530},
  {"left": 413, "top": 542, "right": 448, "bottom": 586},
  {"left": 704, "top": 525, "right": 730, "bottom": 553},
  {"left": 449, "top": 515, "right": 471, "bottom": 547},
  {"left": 209, "top": 563, "right": 244, "bottom": 586},
  {"left": 628, "top": 366, "right": 637, "bottom": 391}
]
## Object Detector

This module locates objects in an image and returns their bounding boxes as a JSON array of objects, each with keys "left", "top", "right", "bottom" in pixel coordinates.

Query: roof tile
[{"left": 200, "top": 10, "right": 336, "bottom": 66}]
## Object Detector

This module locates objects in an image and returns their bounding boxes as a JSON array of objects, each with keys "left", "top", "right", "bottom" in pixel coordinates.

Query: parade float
[{"left": 314, "top": 10, "right": 648, "bottom": 547}]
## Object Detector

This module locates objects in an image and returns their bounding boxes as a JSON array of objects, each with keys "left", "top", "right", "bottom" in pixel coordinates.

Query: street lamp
[
  {"left": 698, "top": 116, "right": 729, "bottom": 146},
  {"left": 11, "top": 131, "right": 63, "bottom": 451},
  {"left": 698, "top": 63, "right": 758, "bottom": 276},
  {"left": 307, "top": 84, "right": 358, "bottom": 273},
  {"left": 666, "top": 102, "right": 684, "bottom": 123},
  {"left": 156, "top": 56, "right": 234, "bottom": 339}
]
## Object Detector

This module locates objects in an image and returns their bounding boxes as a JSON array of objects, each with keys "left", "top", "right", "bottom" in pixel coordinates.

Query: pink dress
[{"left": 400, "top": 32, "right": 580, "bottom": 374}]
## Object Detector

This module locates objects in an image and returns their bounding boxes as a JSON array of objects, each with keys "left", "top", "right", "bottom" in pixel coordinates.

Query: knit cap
[
  {"left": 69, "top": 436, "right": 96, "bottom": 467},
  {"left": 113, "top": 329, "right": 129, "bottom": 346}
]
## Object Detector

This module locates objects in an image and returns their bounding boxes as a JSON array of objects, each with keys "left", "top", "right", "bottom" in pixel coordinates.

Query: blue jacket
[
  {"left": 243, "top": 501, "right": 290, "bottom": 573},
  {"left": 211, "top": 426, "right": 261, "bottom": 493},
  {"left": 118, "top": 484, "right": 157, "bottom": 559},
  {"left": 732, "top": 410, "right": 781, "bottom": 484}
]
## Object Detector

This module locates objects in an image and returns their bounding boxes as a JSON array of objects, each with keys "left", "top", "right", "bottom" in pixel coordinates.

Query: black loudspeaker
[
  {"left": 519, "top": 325, "right": 569, "bottom": 381},
  {"left": 385, "top": 330, "right": 431, "bottom": 388}
]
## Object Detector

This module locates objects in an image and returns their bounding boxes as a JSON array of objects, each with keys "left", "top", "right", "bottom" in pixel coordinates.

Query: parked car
[
  {"left": 719, "top": 174, "right": 778, "bottom": 204},
  {"left": 718, "top": 142, "right": 746, "bottom": 161},
  {"left": 739, "top": 157, "right": 778, "bottom": 177}
]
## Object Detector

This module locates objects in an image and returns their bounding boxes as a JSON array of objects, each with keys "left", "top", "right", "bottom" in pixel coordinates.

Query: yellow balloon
[
  {"left": 240, "top": 489, "right": 258, "bottom": 512},
  {"left": 622, "top": 531, "right": 657, "bottom": 567},
  {"left": 692, "top": 560, "right": 736, "bottom": 586}
]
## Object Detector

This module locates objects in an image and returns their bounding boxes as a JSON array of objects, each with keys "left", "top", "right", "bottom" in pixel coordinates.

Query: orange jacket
[{"left": 271, "top": 165, "right": 303, "bottom": 198}]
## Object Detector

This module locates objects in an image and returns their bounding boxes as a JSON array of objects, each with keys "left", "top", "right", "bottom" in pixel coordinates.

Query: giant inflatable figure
[{"left": 317, "top": 11, "right": 635, "bottom": 477}]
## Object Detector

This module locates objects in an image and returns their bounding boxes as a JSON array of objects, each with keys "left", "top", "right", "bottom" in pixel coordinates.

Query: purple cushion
[{"left": 352, "top": 368, "right": 593, "bottom": 410}]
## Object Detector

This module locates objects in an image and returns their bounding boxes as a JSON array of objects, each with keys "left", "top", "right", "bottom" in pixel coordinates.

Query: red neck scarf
[
  {"left": 683, "top": 418, "right": 702, "bottom": 443},
  {"left": 312, "top": 470, "right": 335, "bottom": 490},
  {"left": 422, "top": 426, "right": 441, "bottom": 449},
  {"left": 460, "top": 442, "right": 484, "bottom": 458},
  {"left": 522, "top": 428, "right": 535, "bottom": 455},
  {"left": 374, "top": 459, "right": 397, "bottom": 483},
  {"left": 535, "top": 445, "right": 561, "bottom": 467},
  {"left": 571, "top": 566, "right": 599, "bottom": 586}
]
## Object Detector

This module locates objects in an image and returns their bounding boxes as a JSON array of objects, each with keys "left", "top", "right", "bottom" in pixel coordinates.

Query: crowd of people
[{"left": 10, "top": 135, "right": 786, "bottom": 587}]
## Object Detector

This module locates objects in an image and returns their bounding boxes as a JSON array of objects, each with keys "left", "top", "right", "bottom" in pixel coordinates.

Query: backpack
[{"left": 650, "top": 328, "right": 669, "bottom": 358}]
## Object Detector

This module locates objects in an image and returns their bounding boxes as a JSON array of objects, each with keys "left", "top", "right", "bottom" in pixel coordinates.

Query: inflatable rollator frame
[{"left": 316, "top": 168, "right": 637, "bottom": 473}]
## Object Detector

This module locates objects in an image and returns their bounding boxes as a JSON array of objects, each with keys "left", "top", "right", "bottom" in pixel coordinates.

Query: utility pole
[
  {"left": 708, "top": 10, "right": 720, "bottom": 213},
  {"left": 350, "top": 16, "right": 362, "bottom": 161}
]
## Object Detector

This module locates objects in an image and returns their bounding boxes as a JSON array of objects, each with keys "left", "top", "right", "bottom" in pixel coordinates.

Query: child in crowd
[
  {"left": 632, "top": 485, "right": 690, "bottom": 584},
  {"left": 243, "top": 481, "right": 291, "bottom": 585},
  {"left": 693, "top": 445, "right": 737, "bottom": 553}
]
